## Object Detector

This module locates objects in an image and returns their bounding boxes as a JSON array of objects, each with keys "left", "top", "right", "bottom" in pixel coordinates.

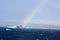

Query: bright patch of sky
[{"left": 0, "top": 0, "right": 60, "bottom": 26}]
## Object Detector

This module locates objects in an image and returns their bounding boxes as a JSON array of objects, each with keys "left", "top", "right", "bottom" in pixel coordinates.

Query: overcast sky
[{"left": 0, "top": 0, "right": 60, "bottom": 26}]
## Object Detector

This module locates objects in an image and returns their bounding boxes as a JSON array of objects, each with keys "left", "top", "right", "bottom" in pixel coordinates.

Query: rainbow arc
[{"left": 21, "top": 0, "right": 48, "bottom": 28}]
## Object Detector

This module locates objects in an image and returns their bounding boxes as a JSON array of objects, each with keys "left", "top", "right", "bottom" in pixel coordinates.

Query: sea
[{"left": 0, "top": 26, "right": 60, "bottom": 40}]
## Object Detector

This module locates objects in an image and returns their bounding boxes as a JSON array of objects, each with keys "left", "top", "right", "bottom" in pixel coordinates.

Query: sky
[{"left": 0, "top": 0, "right": 60, "bottom": 26}]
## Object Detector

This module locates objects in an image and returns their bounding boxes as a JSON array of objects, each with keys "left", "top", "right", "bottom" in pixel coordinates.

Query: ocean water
[{"left": 0, "top": 26, "right": 60, "bottom": 40}]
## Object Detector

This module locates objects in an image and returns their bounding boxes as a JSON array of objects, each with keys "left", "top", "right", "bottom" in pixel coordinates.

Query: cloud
[
  {"left": 0, "top": 19, "right": 60, "bottom": 27},
  {"left": 0, "top": 19, "right": 21, "bottom": 25},
  {"left": 29, "top": 19, "right": 60, "bottom": 26}
]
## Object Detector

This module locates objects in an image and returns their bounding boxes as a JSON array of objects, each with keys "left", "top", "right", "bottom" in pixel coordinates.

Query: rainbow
[{"left": 21, "top": 0, "right": 48, "bottom": 28}]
